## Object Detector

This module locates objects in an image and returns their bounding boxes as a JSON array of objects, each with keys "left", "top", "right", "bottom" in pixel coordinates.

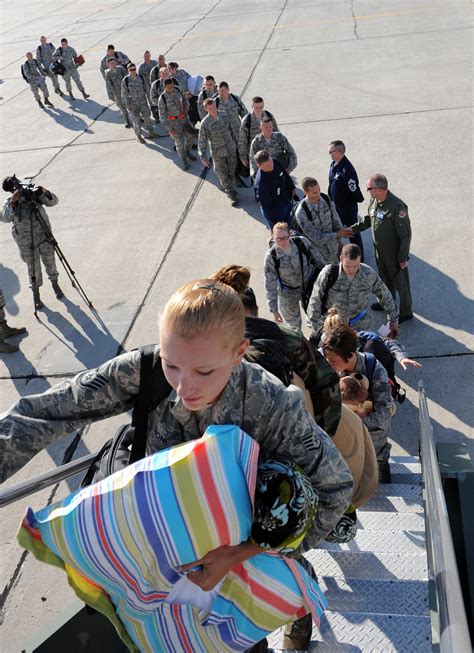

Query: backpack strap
[
  {"left": 320, "top": 192, "right": 331, "bottom": 210},
  {"left": 129, "top": 345, "right": 170, "bottom": 463},
  {"left": 270, "top": 247, "right": 283, "bottom": 289},
  {"left": 321, "top": 263, "right": 340, "bottom": 311},
  {"left": 363, "top": 352, "right": 377, "bottom": 385},
  {"left": 302, "top": 198, "right": 313, "bottom": 222}
]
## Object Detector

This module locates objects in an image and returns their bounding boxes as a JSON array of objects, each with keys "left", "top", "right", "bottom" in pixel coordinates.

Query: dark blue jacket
[
  {"left": 255, "top": 159, "right": 296, "bottom": 224},
  {"left": 328, "top": 156, "right": 364, "bottom": 224}
]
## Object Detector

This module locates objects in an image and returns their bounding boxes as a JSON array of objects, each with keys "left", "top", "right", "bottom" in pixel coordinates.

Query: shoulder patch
[
  {"left": 398, "top": 210, "right": 407, "bottom": 218},
  {"left": 77, "top": 371, "right": 109, "bottom": 391},
  {"left": 348, "top": 179, "right": 357, "bottom": 192}
]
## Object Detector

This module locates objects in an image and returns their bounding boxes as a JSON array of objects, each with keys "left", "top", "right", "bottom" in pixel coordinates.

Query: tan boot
[{"left": 282, "top": 613, "right": 312, "bottom": 650}]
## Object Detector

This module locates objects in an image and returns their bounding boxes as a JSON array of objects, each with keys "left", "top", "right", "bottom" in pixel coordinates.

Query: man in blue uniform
[
  {"left": 254, "top": 151, "right": 298, "bottom": 230},
  {"left": 328, "top": 140, "right": 365, "bottom": 259}
]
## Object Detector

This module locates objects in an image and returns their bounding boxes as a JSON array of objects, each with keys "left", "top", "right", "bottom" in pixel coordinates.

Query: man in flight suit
[{"left": 349, "top": 174, "right": 413, "bottom": 322}]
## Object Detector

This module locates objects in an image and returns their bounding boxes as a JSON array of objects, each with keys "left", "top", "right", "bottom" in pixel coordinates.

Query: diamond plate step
[
  {"left": 304, "top": 550, "right": 428, "bottom": 581},
  {"left": 362, "top": 491, "right": 423, "bottom": 513},
  {"left": 357, "top": 511, "right": 425, "bottom": 531},
  {"left": 391, "top": 472, "right": 422, "bottom": 484},
  {"left": 319, "top": 530, "right": 426, "bottom": 554},
  {"left": 372, "top": 483, "right": 421, "bottom": 498},
  {"left": 319, "top": 577, "right": 429, "bottom": 615},
  {"left": 390, "top": 455, "right": 420, "bottom": 465},
  {"left": 389, "top": 461, "right": 421, "bottom": 475},
  {"left": 268, "top": 612, "right": 431, "bottom": 652}
]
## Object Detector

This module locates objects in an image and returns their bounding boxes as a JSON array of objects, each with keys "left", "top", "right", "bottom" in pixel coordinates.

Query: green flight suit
[{"left": 351, "top": 190, "right": 413, "bottom": 317}]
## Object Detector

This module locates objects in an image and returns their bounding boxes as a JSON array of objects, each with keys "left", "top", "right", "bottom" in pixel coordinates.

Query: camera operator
[{"left": 1, "top": 177, "right": 63, "bottom": 309}]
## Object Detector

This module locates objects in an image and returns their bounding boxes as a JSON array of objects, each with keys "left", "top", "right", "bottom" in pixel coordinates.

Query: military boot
[
  {"left": 124, "top": 121, "right": 132, "bottom": 129},
  {"left": 137, "top": 135, "right": 146, "bottom": 144},
  {"left": 82, "top": 91, "right": 90, "bottom": 99},
  {"left": 378, "top": 460, "right": 392, "bottom": 484},
  {"left": 37, "top": 99, "right": 44, "bottom": 109},
  {"left": 186, "top": 150, "right": 197, "bottom": 161},
  {"left": 51, "top": 280, "right": 64, "bottom": 299},
  {"left": 0, "top": 339, "right": 19, "bottom": 354},
  {"left": 34, "top": 287, "right": 44, "bottom": 310},
  {"left": 55, "top": 88, "right": 64, "bottom": 97},
  {"left": 0, "top": 321, "right": 26, "bottom": 338},
  {"left": 69, "top": 93, "right": 76, "bottom": 100},
  {"left": 282, "top": 613, "right": 312, "bottom": 650},
  {"left": 44, "top": 98, "right": 54, "bottom": 107},
  {"left": 181, "top": 158, "right": 190, "bottom": 171}
]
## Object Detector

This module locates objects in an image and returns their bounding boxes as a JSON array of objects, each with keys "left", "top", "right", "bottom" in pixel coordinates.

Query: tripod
[{"left": 25, "top": 197, "right": 94, "bottom": 317}]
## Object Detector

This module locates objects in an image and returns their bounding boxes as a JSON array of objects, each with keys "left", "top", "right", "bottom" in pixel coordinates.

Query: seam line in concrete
[{"left": 2, "top": 352, "right": 473, "bottom": 383}]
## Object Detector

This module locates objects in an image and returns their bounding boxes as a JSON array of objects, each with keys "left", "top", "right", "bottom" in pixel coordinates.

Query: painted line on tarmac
[{"left": 278, "top": 105, "right": 473, "bottom": 127}]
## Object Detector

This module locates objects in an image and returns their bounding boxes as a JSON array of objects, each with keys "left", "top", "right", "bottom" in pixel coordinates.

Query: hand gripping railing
[{"left": 419, "top": 381, "right": 472, "bottom": 652}]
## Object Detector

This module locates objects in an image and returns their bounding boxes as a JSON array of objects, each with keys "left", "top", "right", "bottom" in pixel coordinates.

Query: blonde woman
[{"left": 0, "top": 279, "right": 353, "bottom": 652}]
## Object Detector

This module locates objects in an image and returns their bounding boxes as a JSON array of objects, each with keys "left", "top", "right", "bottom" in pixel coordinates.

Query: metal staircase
[{"left": 269, "top": 455, "right": 432, "bottom": 652}]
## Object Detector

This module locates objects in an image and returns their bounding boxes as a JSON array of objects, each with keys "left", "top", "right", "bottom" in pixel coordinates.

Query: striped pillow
[{"left": 18, "top": 425, "right": 327, "bottom": 652}]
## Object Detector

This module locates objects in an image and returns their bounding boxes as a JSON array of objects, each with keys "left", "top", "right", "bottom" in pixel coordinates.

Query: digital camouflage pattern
[
  {"left": 198, "top": 111, "right": 237, "bottom": 193},
  {"left": 21, "top": 60, "right": 49, "bottom": 102},
  {"left": 36, "top": 42, "right": 61, "bottom": 92},
  {"left": 105, "top": 66, "right": 130, "bottom": 125},
  {"left": 52, "top": 45, "right": 85, "bottom": 94},
  {"left": 1, "top": 191, "right": 59, "bottom": 288},
  {"left": 158, "top": 88, "right": 194, "bottom": 161},
  {"left": 249, "top": 131, "right": 297, "bottom": 176},
  {"left": 121, "top": 74, "right": 154, "bottom": 138},
  {"left": 0, "top": 349, "right": 353, "bottom": 546},
  {"left": 100, "top": 51, "right": 129, "bottom": 79},
  {"left": 215, "top": 93, "right": 247, "bottom": 141},
  {"left": 294, "top": 197, "right": 343, "bottom": 264},
  {"left": 307, "top": 262, "right": 398, "bottom": 332},
  {"left": 238, "top": 110, "right": 279, "bottom": 161}
]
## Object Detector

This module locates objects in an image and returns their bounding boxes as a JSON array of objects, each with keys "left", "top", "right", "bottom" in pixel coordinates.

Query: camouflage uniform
[
  {"left": 264, "top": 237, "right": 326, "bottom": 329},
  {"left": 105, "top": 66, "right": 130, "bottom": 126},
  {"left": 138, "top": 59, "right": 157, "bottom": 107},
  {"left": 215, "top": 93, "right": 247, "bottom": 141},
  {"left": 21, "top": 59, "right": 49, "bottom": 102},
  {"left": 52, "top": 45, "right": 85, "bottom": 94},
  {"left": 159, "top": 89, "right": 195, "bottom": 163},
  {"left": 278, "top": 323, "right": 341, "bottom": 436},
  {"left": 173, "top": 68, "right": 191, "bottom": 95},
  {"left": 294, "top": 196, "right": 343, "bottom": 264},
  {"left": 121, "top": 74, "right": 154, "bottom": 140},
  {"left": 100, "top": 51, "right": 129, "bottom": 80},
  {"left": 198, "top": 110, "right": 238, "bottom": 193},
  {"left": 0, "top": 348, "right": 353, "bottom": 547},
  {"left": 249, "top": 132, "right": 297, "bottom": 176},
  {"left": 150, "top": 77, "right": 179, "bottom": 114},
  {"left": 307, "top": 262, "right": 398, "bottom": 332},
  {"left": 238, "top": 110, "right": 279, "bottom": 162},
  {"left": 338, "top": 351, "right": 392, "bottom": 463},
  {"left": 1, "top": 191, "right": 59, "bottom": 289},
  {"left": 197, "top": 87, "right": 217, "bottom": 120},
  {"left": 36, "top": 42, "right": 61, "bottom": 92},
  {"left": 351, "top": 191, "right": 413, "bottom": 318}
]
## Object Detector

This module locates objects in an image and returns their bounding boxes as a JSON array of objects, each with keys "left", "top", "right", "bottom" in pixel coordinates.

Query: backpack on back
[
  {"left": 244, "top": 317, "right": 293, "bottom": 387},
  {"left": 82, "top": 345, "right": 172, "bottom": 486},
  {"left": 358, "top": 332, "right": 406, "bottom": 403}
]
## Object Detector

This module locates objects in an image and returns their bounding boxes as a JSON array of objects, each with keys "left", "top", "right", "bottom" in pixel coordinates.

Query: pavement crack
[
  {"left": 241, "top": 0, "right": 289, "bottom": 97},
  {"left": 350, "top": 0, "right": 360, "bottom": 39}
]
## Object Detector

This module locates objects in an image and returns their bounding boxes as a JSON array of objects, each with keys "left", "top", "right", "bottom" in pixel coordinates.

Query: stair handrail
[{"left": 418, "top": 381, "right": 471, "bottom": 652}]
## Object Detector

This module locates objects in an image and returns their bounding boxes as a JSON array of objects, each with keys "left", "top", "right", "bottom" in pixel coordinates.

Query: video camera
[{"left": 8, "top": 174, "right": 43, "bottom": 203}]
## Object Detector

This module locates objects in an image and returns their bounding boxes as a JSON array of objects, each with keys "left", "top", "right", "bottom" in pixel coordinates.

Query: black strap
[
  {"left": 129, "top": 345, "right": 169, "bottom": 463},
  {"left": 301, "top": 194, "right": 331, "bottom": 223},
  {"left": 321, "top": 263, "right": 340, "bottom": 312}
]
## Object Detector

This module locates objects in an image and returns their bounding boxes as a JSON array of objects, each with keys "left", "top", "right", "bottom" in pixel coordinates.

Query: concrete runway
[{"left": 0, "top": 0, "right": 472, "bottom": 649}]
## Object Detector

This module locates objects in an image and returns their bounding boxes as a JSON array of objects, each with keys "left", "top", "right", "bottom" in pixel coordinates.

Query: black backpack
[
  {"left": 244, "top": 317, "right": 293, "bottom": 386},
  {"left": 20, "top": 63, "right": 29, "bottom": 83},
  {"left": 81, "top": 345, "right": 172, "bottom": 486},
  {"left": 215, "top": 92, "right": 244, "bottom": 112},
  {"left": 358, "top": 332, "right": 406, "bottom": 403}
]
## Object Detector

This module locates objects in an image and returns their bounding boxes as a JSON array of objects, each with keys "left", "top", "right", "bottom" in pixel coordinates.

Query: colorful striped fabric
[{"left": 18, "top": 425, "right": 327, "bottom": 652}]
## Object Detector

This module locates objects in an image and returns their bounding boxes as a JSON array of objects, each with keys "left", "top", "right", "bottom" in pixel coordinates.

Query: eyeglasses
[
  {"left": 129, "top": 68, "right": 136, "bottom": 72},
  {"left": 275, "top": 236, "right": 289, "bottom": 242}
]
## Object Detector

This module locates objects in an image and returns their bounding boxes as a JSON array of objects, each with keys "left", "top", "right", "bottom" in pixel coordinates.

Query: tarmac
[{"left": 0, "top": 0, "right": 472, "bottom": 649}]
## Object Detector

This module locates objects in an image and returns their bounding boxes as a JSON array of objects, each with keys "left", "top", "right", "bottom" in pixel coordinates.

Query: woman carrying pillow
[{"left": 1, "top": 279, "right": 353, "bottom": 652}]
